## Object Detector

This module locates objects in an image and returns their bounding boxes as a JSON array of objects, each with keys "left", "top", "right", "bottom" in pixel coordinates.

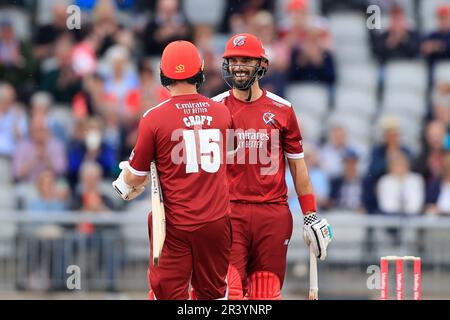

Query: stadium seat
[
  {"left": 328, "top": 12, "right": 369, "bottom": 43},
  {"left": 286, "top": 83, "right": 330, "bottom": 120},
  {"left": 334, "top": 43, "right": 373, "bottom": 64},
  {"left": 337, "top": 63, "right": 379, "bottom": 93},
  {"left": 182, "top": 0, "right": 226, "bottom": 27},
  {"left": 326, "top": 111, "right": 373, "bottom": 146},
  {"left": 419, "top": 0, "right": 450, "bottom": 33},
  {"left": 0, "top": 159, "right": 12, "bottom": 185},
  {"left": 0, "top": 217, "right": 17, "bottom": 259},
  {"left": 297, "top": 112, "right": 323, "bottom": 143},
  {"left": 381, "top": 90, "right": 427, "bottom": 120},
  {"left": 384, "top": 60, "right": 428, "bottom": 94},
  {"left": 334, "top": 86, "right": 378, "bottom": 121},
  {"left": 35, "top": 0, "right": 61, "bottom": 25},
  {"left": 0, "top": 186, "right": 15, "bottom": 211},
  {"left": 50, "top": 107, "right": 75, "bottom": 140},
  {"left": 434, "top": 61, "right": 450, "bottom": 83}
]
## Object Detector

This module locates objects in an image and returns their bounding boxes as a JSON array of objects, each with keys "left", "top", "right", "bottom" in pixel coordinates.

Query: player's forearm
[{"left": 288, "top": 158, "right": 314, "bottom": 196}]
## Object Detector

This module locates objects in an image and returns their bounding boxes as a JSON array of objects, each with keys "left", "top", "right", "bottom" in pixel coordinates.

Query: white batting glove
[
  {"left": 112, "top": 161, "right": 148, "bottom": 201},
  {"left": 303, "top": 212, "right": 332, "bottom": 260}
]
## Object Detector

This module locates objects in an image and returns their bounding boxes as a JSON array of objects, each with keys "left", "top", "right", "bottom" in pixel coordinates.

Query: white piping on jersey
[
  {"left": 266, "top": 91, "right": 292, "bottom": 107},
  {"left": 142, "top": 98, "right": 172, "bottom": 118},
  {"left": 127, "top": 164, "right": 150, "bottom": 176},
  {"left": 211, "top": 91, "right": 231, "bottom": 102},
  {"left": 285, "top": 152, "right": 304, "bottom": 159}
]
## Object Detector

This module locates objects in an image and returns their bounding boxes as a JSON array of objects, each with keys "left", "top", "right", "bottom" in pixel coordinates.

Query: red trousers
[
  {"left": 229, "top": 202, "right": 293, "bottom": 296},
  {"left": 148, "top": 214, "right": 231, "bottom": 300}
]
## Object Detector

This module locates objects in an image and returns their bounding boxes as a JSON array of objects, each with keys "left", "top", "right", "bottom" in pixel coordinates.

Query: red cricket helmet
[
  {"left": 160, "top": 40, "right": 205, "bottom": 87},
  {"left": 223, "top": 33, "right": 268, "bottom": 62},
  {"left": 222, "top": 33, "right": 269, "bottom": 90}
]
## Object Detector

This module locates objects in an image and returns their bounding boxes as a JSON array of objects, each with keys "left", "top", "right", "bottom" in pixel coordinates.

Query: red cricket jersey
[
  {"left": 128, "top": 93, "right": 232, "bottom": 231},
  {"left": 212, "top": 89, "right": 304, "bottom": 204}
]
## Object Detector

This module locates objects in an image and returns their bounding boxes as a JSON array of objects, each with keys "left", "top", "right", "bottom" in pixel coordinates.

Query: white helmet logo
[{"left": 233, "top": 35, "right": 246, "bottom": 47}]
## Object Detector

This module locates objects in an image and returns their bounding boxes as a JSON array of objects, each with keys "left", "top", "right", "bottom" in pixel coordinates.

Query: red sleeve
[
  {"left": 283, "top": 107, "right": 304, "bottom": 159},
  {"left": 128, "top": 115, "right": 155, "bottom": 175}
]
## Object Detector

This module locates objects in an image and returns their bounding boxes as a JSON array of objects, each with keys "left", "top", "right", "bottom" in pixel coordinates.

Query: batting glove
[
  {"left": 303, "top": 212, "right": 332, "bottom": 260},
  {"left": 112, "top": 161, "right": 148, "bottom": 201}
]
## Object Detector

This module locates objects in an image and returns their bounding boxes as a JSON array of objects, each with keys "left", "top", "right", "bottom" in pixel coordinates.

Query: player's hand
[
  {"left": 112, "top": 161, "right": 147, "bottom": 201},
  {"left": 303, "top": 212, "right": 332, "bottom": 260}
]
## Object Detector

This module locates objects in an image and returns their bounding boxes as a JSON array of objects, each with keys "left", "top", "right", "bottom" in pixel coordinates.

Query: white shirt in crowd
[
  {"left": 376, "top": 173, "right": 425, "bottom": 215},
  {"left": 437, "top": 183, "right": 450, "bottom": 215}
]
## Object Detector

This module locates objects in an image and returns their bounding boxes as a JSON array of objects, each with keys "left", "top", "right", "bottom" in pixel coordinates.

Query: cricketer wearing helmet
[
  {"left": 113, "top": 41, "right": 233, "bottom": 300},
  {"left": 213, "top": 33, "right": 332, "bottom": 300}
]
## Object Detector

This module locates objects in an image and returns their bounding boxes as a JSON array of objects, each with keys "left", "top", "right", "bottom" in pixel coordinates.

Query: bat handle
[{"left": 309, "top": 245, "right": 319, "bottom": 300}]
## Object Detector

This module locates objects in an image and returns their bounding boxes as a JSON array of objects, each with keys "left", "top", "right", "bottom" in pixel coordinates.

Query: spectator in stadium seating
[
  {"left": 432, "top": 81, "right": 450, "bottom": 127},
  {"left": 0, "top": 82, "right": 27, "bottom": 158},
  {"left": 22, "top": 168, "right": 68, "bottom": 291},
  {"left": 101, "top": 45, "right": 139, "bottom": 110},
  {"left": 281, "top": 0, "right": 333, "bottom": 50},
  {"left": 425, "top": 152, "right": 450, "bottom": 216},
  {"left": 249, "top": 11, "right": 289, "bottom": 96},
  {"left": 40, "top": 34, "right": 82, "bottom": 104},
  {"left": 363, "top": 116, "right": 413, "bottom": 212},
  {"left": 13, "top": 118, "right": 67, "bottom": 183},
  {"left": 280, "top": 0, "right": 310, "bottom": 46},
  {"left": 373, "top": 4, "right": 420, "bottom": 64},
  {"left": 321, "top": 0, "right": 367, "bottom": 15},
  {"left": 376, "top": 151, "right": 424, "bottom": 215},
  {"left": 123, "top": 58, "right": 171, "bottom": 157},
  {"left": 91, "top": 0, "right": 125, "bottom": 57},
  {"left": 70, "top": 161, "right": 117, "bottom": 214},
  {"left": 30, "top": 91, "right": 67, "bottom": 143},
  {"left": 288, "top": 22, "right": 336, "bottom": 86},
  {"left": 303, "top": 142, "right": 330, "bottom": 210},
  {"left": 414, "top": 120, "right": 447, "bottom": 188},
  {"left": 0, "top": 18, "right": 36, "bottom": 96},
  {"left": 71, "top": 26, "right": 102, "bottom": 78},
  {"left": 191, "top": 24, "right": 228, "bottom": 98},
  {"left": 127, "top": 59, "right": 170, "bottom": 113},
  {"left": 73, "top": 72, "right": 120, "bottom": 119},
  {"left": 422, "top": 4, "right": 450, "bottom": 67},
  {"left": 70, "top": 160, "right": 122, "bottom": 291},
  {"left": 329, "top": 149, "right": 365, "bottom": 212},
  {"left": 67, "top": 117, "right": 116, "bottom": 189},
  {"left": 140, "top": 0, "right": 192, "bottom": 56},
  {"left": 33, "top": 2, "right": 78, "bottom": 61},
  {"left": 26, "top": 170, "right": 68, "bottom": 211},
  {"left": 220, "top": 0, "right": 274, "bottom": 34},
  {"left": 320, "top": 124, "right": 359, "bottom": 180}
]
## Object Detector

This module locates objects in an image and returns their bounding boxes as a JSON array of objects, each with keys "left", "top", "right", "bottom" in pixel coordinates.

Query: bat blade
[
  {"left": 151, "top": 161, "right": 166, "bottom": 267},
  {"left": 309, "top": 245, "right": 318, "bottom": 300}
]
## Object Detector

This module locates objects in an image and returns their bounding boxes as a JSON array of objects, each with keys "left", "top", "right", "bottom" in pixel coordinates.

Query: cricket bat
[
  {"left": 151, "top": 161, "right": 166, "bottom": 266},
  {"left": 309, "top": 245, "right": 319, "bottom": 300}
]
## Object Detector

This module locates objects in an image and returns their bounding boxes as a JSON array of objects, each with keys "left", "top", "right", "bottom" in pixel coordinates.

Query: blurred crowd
[{"left": 0, "top": 0, "right": 450, "bottom": 221}]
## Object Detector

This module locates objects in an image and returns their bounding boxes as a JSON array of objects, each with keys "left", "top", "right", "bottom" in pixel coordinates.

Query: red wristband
[{"left": 298, "top": 194, "right": 317, "bottom": 215}]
